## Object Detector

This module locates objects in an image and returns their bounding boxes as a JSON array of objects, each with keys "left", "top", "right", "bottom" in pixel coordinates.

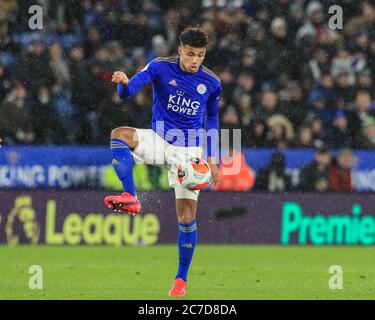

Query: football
[{"left": 177, "top": 157, "right": 211, "bottom": 190}]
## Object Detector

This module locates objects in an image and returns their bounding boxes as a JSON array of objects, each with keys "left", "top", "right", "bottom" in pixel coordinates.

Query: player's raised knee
[
  {"left": 111, "top": 127, "right": 127, "bottom": 139},
  {"left": 111, "top": 127, "right": 138, "bottom": 149}
]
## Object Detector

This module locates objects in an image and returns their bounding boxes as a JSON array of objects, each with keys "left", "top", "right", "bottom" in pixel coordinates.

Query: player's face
[{"left": 178, "top": 45, "right": 206, "bottom": 73}]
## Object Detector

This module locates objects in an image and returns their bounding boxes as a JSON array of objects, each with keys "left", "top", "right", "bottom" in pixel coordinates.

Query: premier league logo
[{"left": 5, "top": 196, "right": 40, "bottom": 245}]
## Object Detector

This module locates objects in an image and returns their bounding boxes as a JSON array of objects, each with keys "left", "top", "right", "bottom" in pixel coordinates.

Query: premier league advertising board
[{"left": 1, "top": 191, "right": 374, "bottom": 246}]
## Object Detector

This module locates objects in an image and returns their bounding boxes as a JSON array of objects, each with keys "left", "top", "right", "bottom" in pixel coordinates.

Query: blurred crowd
[
  {"left": 253, "top": 146, "right": 356, "bottom": 192},
  {"left": 0, "top": 0, "right": 375, "bottom": 149}
]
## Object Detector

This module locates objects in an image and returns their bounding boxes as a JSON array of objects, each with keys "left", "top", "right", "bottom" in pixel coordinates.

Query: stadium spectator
[
  {"left": 83, "top": 27, "right": 102, "bottom": 59},
  {"left": 296, "top": 0, "right": 339, "bottom": 46},
  {"left": 30, "top": 86, "right": 66, "bottom": 144},
  {"left": 306, "top": 89, "right": 335, "bottom": 129},
  {"left": 49, "top": 43, "right": 71, "bottom": 91},
  {"left": 354, "top": 90, "right": 375, "bottom": 129},
  {"left": 298, "top": 145, "right": 332, "bottom": 191},
  {"left": 255, "top": 152, "right": 293, "bottom": 192},
  {"left": 345, "top": 1, "right": 375, "bottom": 36},
  {"left": 334, "top": 71, "right": 357, "bottom": 105},
  {"left": 329, "top": 148, "right": 356, "bottom": 192},
  {"left": 292, "top": 125, "right": 314, "bottom": 149},
  {"left": 14, "top": 38, "right": 55, "bottom": 94},
  {"left": 314, "top": 176, "right": 331, "bottom": 192},
  {"left": 306, "top": 114, "right": 327, "bottom": 147},
  {"left": 253, "top": 90, "right": 279, "bottom": 121},
  {"left": 307, "top": 73, "right": 335, "bottom": 107},
  {"left": 0, "top": 82, "right": 34, "bottom": 144},
  {"left": 234, "top": 47, "right": 260, "bottom": 81},
  {"left": 357, "top": 68, "right": 373, "bottom": 91},
  {"left": 303, "top": 47, "right": 331, "bottom": 83},
  {"left": 266, "top": 16, "right": 295, "bottom": 78},
  {"left": 221, "top": 106, "right": 241, "bottom": 130},
  {"left": 279, "top": 81, "right": 308, "bottom": 129},
  {"left": 0, "top": 63, "right": 11, "bottom": 102},
  {"left": 331, "top": 48, "right": 357, "bottom": 84},
  {"left": 326, "top": 110, "right": 353, "bottom": 148},
  {"left": 266, "top": 114, "right": 294, "bottom": 149},
  {"left": 232, "top": 73, "right": 256, "bottom": 107},
  {"left": 243, "top": 118, "right": 269, "bottom": 148},
  {"left": 354, "top": 117, "right": 375, "bottom": 149}
]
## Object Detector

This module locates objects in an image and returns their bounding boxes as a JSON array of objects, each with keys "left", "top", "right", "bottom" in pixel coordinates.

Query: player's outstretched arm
[
  {"left": 112, "top": 70, "right": 131, "bottom": 99},
  {"left": 113, "top": 61, "right": 157, "bottom": 100}
]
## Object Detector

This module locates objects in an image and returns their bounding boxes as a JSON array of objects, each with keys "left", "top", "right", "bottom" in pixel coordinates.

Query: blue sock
[
  {"left": 110, "top": 138, "right": 136, "bottom": 196},
  {"left": 176, "top": 220, "right": 197, "bottom": 282}
]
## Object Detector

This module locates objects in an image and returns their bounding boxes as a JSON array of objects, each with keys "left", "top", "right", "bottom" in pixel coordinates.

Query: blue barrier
[
  {"left": 243, "top": 148, "right": 375, "bottom": 192},
  {"left": 0, "top": 146, "right": 374, "bottom": 191}
]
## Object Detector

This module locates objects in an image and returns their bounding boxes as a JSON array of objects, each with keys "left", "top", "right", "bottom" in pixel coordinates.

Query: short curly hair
[{"left": 179, "top": 27, "right": 209, "bottom": 48}]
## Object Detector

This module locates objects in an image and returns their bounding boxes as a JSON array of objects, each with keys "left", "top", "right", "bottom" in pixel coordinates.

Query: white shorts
[{"left": 131, "top": 128, "right": 203, "bottom": 201}]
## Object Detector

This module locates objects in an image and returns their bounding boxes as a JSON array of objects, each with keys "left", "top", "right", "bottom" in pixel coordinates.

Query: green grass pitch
[{"left": 0, "top": 245, "right": 374, "bottom": 300}]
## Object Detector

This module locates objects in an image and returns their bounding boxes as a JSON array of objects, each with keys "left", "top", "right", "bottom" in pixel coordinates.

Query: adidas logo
[
  {"left": 168, "top": 79, "right": 177, "bottom": 86},
  {"left": 112, "top": 159, "right": 119, "bottom": 165},
  {"left": 181, "top": 243, "right": 193, "bottom": 248}
]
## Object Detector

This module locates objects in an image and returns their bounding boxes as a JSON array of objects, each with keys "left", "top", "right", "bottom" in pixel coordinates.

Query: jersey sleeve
[
  {"left": 117, "top": 60, "right": 158, "bottom": 99},
  {"left": 205, "top": 84, "right": 221, "bottom": 159}
]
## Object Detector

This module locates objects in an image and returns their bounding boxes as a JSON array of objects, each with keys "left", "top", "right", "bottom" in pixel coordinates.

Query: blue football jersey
[{"left": 117, "top": 56, "right": 221, "bottom": 157}]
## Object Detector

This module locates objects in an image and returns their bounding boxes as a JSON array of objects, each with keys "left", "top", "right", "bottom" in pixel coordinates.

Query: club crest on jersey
[{"left": 197, "top": 84, "right": 206, "bottom": 94}]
